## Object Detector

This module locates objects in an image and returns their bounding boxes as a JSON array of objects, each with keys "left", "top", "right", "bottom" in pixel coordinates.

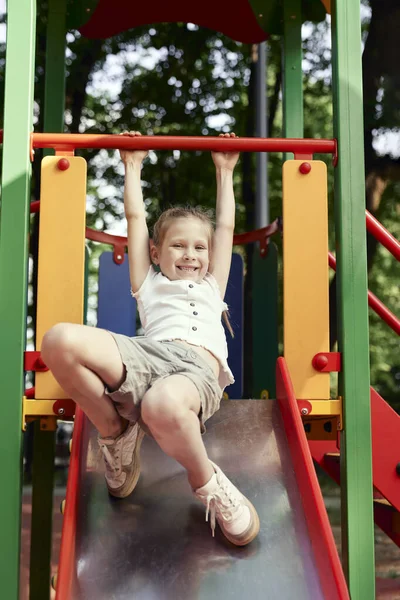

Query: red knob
[
  {"left": 313, "top": 354, "right": 328, "bottom": 371},
  {"left": 299, "top": 162, "right": 311, "bottom": 174},
  {"left": 57, "top": 158, "right": 70, "bottom": 171}
]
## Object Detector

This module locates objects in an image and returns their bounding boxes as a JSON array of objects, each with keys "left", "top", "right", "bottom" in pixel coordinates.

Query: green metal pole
[
  {"left": 0, "top": 1, "right": 36, "bottom": 598},
  {"left": 331, "top": 0, "right": 375, "bottom": 597},
  {"left": 29, "top": 2, "right": 67, "bottom": 598},
  {"left": 283, "top": 0, "right": 303, "bottom": 142}
]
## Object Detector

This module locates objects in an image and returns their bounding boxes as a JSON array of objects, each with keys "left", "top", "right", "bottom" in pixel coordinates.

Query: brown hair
[
  {"left": 153, "top": 206, "right": 214, "bottom": 247},
  {"left": 152, "top": 206, "right": 234, "bottom": 338}
]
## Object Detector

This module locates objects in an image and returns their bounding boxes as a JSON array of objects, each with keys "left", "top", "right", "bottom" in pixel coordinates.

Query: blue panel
[
  {"left": 224, "top": 253, "right": 244, "bottom": 399},
  {"left": 97, "top": 252, "right": 244, "bottom": 397},
  {"left": 97, "top": 253, "right": 136, "bottom": 336}
]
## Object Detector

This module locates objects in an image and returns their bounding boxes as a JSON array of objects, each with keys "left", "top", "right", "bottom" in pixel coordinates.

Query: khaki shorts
[{"left": 105, "top": 334, "right": 223, "bottom": 435}]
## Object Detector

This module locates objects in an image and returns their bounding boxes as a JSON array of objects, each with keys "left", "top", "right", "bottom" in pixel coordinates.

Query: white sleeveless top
[{"left": 132, "top": 266, "right": 235, "bottom": 390}]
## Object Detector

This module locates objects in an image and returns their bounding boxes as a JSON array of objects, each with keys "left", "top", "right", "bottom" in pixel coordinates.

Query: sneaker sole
[
  {"left": 220, "top": 499, "right": 260, "bottom": 546},
  {"left": 108, "top": 428, "right": 146, "bottom": 499}
]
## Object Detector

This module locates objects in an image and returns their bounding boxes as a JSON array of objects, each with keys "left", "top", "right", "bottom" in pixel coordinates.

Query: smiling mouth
[{"left": 177, "top": 266, "right": 198, "bottom": 272}]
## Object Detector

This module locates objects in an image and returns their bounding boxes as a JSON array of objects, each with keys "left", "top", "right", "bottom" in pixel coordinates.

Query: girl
[{"left": 41, "top": 131, "right": 260, "bottom": 547}]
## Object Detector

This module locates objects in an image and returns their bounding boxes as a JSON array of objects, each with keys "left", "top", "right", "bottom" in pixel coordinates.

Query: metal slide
[{"left": 56, "top": 399, "right": 347, "bottom": 600}]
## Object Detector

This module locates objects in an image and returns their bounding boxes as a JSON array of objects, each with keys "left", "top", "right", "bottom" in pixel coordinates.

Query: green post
[
  {"left": 29, "top": 1, "right": 67, "bottom": 598},
  {"left": 331, "top": 0, "right": 375, "bottom": 597},
  {"left": 0, "top": 1, "right": 37, "bottom": 598},
  {"left": 282, "top": 0, "right": 303, "bottom": 143}
]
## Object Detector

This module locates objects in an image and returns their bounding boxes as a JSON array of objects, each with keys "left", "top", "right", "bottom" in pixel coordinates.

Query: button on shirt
[{"left": 132, "top": 266, "right": 234, "bottom": 390}]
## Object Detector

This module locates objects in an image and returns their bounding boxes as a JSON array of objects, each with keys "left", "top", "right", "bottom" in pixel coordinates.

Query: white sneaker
[
  {"left": 98, "top": 422, "right": 145, "bottom": 498},
  {"left": 194, "top": 461, "right": 260, "bottom": 546}
]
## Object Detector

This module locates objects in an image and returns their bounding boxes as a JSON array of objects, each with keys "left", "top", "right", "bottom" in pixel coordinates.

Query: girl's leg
[
  {"left": 141, "top": 374, "right": 260, "bottom": 545},
  {"left": 41, "top": 323, "right": 126, "bottom": 438},
  {"left": 140, "top": 375, "right": 214, "bottom": 489}
]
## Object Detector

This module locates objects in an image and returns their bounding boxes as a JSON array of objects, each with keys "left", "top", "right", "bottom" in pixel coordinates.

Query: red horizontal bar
[
  {"left": 366, "top": 210, "right": 400, "bottom": 262},
  {"left": 329, "top": 252, "right": 400, "bottom": 336},
  {"left": 31, "top": 133, "right": 336, "bottom": 155}
]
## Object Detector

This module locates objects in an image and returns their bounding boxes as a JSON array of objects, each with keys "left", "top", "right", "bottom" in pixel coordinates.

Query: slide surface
[{"left": 56, "top": 400, "right": 343, "bottom": 600}]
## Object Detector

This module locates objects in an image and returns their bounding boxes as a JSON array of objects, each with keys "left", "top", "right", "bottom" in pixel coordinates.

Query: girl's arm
[
  {"left": 119, "top": 131, "right": 152, "bottom": 292},
  {"left": 209, "top": 133, "right": 240, "bottom": 298}
]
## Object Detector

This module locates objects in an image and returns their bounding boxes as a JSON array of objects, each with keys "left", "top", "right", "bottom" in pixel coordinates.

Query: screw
[
  {"left": 301, "top": 408, "right": 309, "bottom": 416},
  {"left": 117, "top": 255, "right": 122, "bottom": 260},
  {"left": 58, "top": 408, "right": 65, "bottom": 416}
]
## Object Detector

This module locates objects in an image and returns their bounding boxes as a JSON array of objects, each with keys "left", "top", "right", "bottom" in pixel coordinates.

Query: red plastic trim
[
  {"left": 297, "top": 399, "right": 313, "bottom": 416},
  {"left": 53, "top": 399, "right": 76, "bottom": 419},
  {"left": 24, "top": 351, "right": 48, "bottom": 372},
  {"left": 312, "top": 352, "right": 341, "bottom": 372},
  {"left": 276, "top": 357, "right": 349, "bottom": 600},
  {"left": 78, "top": 0, "right": 268, "bottom": 44},
  {"left": 329, "top": 252, "right": 400, "bottom": 335},
  {"left": 31, "top": 133, "right": 336, "bottom": 156},
  {"left": 366, "top": 210, "right": 400, "bottom": 262},
  {"left": 55, "top": 407, "right": 85, "bottom": 600}
]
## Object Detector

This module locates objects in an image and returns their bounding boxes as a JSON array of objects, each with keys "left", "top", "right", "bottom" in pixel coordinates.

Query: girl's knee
[
  {"left": 41, "top": 323, "right": 78, "bottom": 366},
  {"left": 141, "top": 384, "right": 189, "bottom": 432}
]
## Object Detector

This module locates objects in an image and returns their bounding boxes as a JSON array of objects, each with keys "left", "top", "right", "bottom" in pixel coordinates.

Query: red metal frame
[
  {"left": 366, "top": 210, "right": 400, "bottom": 262},
  {"left": 329, "top": 252, "right": 400, "bottom": 335},
  {"left": 29, "top": 133, "right": 337, "bottom": 159},
  {"left": 55, "top": 407, "right": 86, "bottom": 600},
  {"left": 276, "top": 357, "right": 349, "bottom": 600}
]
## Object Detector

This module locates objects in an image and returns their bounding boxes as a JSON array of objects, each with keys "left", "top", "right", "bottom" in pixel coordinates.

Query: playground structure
[{"left": 1, "top": 1, "right": 400, "bottom": 599}]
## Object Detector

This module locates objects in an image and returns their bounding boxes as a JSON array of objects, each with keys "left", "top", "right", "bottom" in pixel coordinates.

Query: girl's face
[{"left": 152, "top": 217, "right": 211, "bottom": 282}]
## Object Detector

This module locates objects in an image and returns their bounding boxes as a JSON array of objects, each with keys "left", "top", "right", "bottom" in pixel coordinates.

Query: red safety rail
[
  {"left": 366, "top": 210, "right": 400, "bottom": 262},
  {"left": 30, "top": 133, "right": 336, "bottom": 159},
  {"left": 276, "top": 357, "right": 350, "bottom": 600},
  {"left": 328, "top": 253, "right": 400, "bottom": 335}
]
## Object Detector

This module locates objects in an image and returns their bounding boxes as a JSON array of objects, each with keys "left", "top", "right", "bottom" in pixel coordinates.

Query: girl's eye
[{"left": 173, "top": 244, "right": 182, "bottom": 248}]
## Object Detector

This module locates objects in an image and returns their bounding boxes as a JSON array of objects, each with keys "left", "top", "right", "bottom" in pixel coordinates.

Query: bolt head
[
  {"left": 299, "top": 162, "right": 312, "bottom": 175},
  {"left": 301, "top": 408, "right": 309, "bottom": 415},
  {"left": 57, "top": 158, "right": 70, "bottom": 171},
  {"left": 58, "top": 408, "right": 65, "bottom": 416},
  {"left": 314, "top": 354, "right": 329, "bottom": 370}
]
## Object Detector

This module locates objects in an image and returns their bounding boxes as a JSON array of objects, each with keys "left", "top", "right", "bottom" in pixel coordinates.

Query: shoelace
[
  {"left": 99, "top": 443, "right": 120, "bottom": 473},
  {"left": 204, "top": 485, "right": 240, "bottom": 537}
]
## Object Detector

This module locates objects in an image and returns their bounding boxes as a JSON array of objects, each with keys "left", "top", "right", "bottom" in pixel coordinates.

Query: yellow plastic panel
[
  {"left": 283, "top": 160, "right": 330, "bottom": 399},
  {"left": 36, "top": 156, "right": 87, "bottom": 399}
]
